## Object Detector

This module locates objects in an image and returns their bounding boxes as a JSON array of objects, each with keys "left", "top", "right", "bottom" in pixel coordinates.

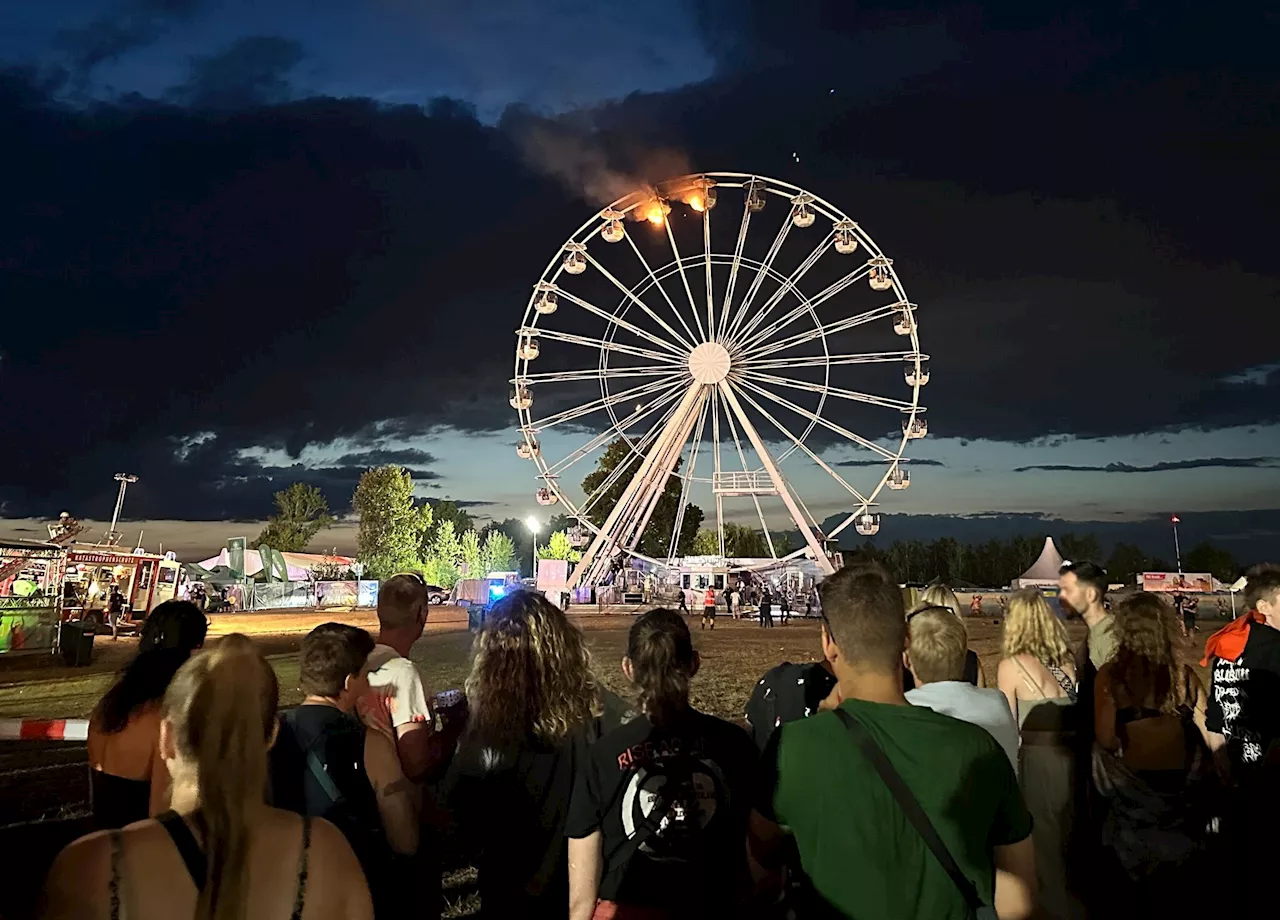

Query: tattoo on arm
[{"left": 381, "top": 778, "right": 413, "bottom": 798}]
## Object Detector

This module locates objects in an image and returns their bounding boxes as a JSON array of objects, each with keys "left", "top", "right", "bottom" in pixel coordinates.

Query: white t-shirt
[
  {"left": 906, "top": 680, "right": 1020, "bottom": 773},
  {"left": 365, "top": 643, "right": 433, "bottom": 729}
]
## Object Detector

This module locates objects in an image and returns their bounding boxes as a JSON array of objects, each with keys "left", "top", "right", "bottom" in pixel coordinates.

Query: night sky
[{"left": 1, "top": 1, "right": 1277, "bottom": 561}]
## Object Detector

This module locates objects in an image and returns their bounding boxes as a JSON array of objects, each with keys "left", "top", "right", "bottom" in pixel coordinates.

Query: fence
[{"left": 249, "top": 580, "right": 379, "bottom": 611}]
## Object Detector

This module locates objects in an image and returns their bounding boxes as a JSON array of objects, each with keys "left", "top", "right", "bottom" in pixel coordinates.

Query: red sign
[{"left": 69, "top": 552, "right": 147, "bottom": 566}]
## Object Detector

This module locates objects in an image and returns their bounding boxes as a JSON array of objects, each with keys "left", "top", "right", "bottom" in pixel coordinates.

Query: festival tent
[
  {"left": 1012, "top": 537, "right": 1066, "bottom": 589},
  {"left": 195, "top": 549, "right": 356, "bottom": 582}
]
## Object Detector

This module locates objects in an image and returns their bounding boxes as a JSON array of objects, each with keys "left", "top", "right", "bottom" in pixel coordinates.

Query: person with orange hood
[{"left": 1202, "top": 564, "right": 1280, "bottom": 781}]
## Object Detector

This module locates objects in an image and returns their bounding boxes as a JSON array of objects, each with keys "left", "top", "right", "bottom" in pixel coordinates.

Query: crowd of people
[{"left": 38, "top": 561, "right": 1280, "bottom": 919}]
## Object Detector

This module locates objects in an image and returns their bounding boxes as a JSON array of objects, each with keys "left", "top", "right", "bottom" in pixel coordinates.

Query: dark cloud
[
  {"left": 57, "top": 0, "right": 203, "bottom": 81},
  {"left": 167, "top": 36, "right": 306, "bottom": 109},
  {"left": 1014, "top": 458, "right": 1280, "bottom": 474},
  {"left": 333, "top": 449, "right": 438, "bottom": 468},
  {"left": 2, "top": 2, "right": 1279, "bottom": 520},
  {"left": 835, "top": 458, "right": 946, "bottom": 467}
]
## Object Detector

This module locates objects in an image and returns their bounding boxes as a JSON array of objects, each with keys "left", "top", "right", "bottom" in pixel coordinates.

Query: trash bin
[{"left": 59, "top": 621, "right": 96, "bottom": 667}]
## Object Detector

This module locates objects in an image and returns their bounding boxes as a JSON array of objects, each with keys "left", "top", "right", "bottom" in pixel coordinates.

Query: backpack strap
[
  {"left": 832, "top": 708, "right": 990, "bottom": 917},
  {"left": 282, "top": 708, "right": 346, "bottom": 808},
  {"left": 156, "top": 810, "right": 207, "bottom": 890}
]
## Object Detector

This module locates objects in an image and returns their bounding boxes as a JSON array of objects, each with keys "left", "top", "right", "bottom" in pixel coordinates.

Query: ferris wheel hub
[{"left": 687, "top": 341, "right": 732, "bottom": 384}]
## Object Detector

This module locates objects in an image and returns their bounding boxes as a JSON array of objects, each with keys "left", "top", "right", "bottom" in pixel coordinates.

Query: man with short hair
[
  {"left": 271, "top": 623, "right": 419, "bottom": 915},
  {"left": 904, "top": 608, "right": 1020, "bottom": 772},
  {"left": 749, "top": 568, "right": 1036, "bottom": 919},
  {"left": 1058, "top": 561, "right": 1117, "bottom": 669}
]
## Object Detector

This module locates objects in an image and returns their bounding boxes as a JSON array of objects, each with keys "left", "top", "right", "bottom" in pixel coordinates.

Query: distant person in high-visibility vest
[{"left": 702, "top": 586, "right": 717, "bottom": 631}]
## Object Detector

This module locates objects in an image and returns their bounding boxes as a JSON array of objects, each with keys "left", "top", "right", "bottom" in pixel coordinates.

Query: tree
[
  {"left": 252, "top": 482, "right": 335, "bottom": 552},
  {"left": 691, "top": 529, "right": 720, "bottom": 556},
  {"left": 1058, "top": 532, "right": 1104, "bottom": 566},
  {"left": 1184, "top": 541, "right": 1239, "bottom": 582},
  {"left": 723, "top": 522, "right": 771, "bottom": 558},
  {"left": 538, "top": 530, "right": 582, "bottom": 563},
  {"left": 579, "top": 439, "right": 703, "bottom": 558},
  {"left": 1106, "top": 542, "right": 1149, "bottom": 585},
  {"left": 425, "top": 499, "right": 474, "bottom": 541},
  {"left": 482, "top": 529, "right": 516, "bottom": 574},
  {"left": 421, "top": 520, "right": 463, "bottom": 589},
  {"left": 460, "top": 529, "right": 484, "bottom": 577},
  {"left": 352, "top": 466, "right": 427, "bottom": 579}
]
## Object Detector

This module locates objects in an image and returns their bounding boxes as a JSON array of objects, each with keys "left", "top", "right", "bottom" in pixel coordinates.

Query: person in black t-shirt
[
  {"left": 270, "top": 623, "right": 418, "bottom": 916},
  {"left": 444, "top": 591, "right": 634, "bottom": 920},
  {"left": 566, "top": 609, "right": 757, "bottom": 920},
  {"left": 743, "top": 661, "right": 837, "bottom": 752}
]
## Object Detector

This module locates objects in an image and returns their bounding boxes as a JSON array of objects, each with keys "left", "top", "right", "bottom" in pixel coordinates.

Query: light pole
[
  {"left": 1171, "top": 514, "right": 1183, "bottom": 575},
  {"left": 105, "top": 473, "right": 139, "bottom": 546},
  {"left": 526, "top": 516, "right": 541, "bottom": 581}
]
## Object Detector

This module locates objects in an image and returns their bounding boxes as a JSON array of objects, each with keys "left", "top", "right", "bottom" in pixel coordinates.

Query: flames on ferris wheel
[{"left": 510, "top": 173, "right": 930, "bottom": 589}]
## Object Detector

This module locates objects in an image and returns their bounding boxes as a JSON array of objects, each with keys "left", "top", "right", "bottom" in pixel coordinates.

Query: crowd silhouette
[{"left": 40, "top": 563, "right": 1280, "bottom": 919}]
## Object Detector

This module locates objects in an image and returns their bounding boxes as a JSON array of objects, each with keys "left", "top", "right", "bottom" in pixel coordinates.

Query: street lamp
[
  {"left": 105, "top": 473, "right": 139, "bottom": 546},
  {"left": 526, "top": 516, "right": 541, "bottom": 580},
  {"left": 1171, "top": 514, "right": 1183, "bottom": 575}
]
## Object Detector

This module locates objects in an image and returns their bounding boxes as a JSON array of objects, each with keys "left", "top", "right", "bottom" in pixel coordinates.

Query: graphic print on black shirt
[
  {"left": 1207, "top": 621, "right": 1280, "bottom": 771},
  {"left": 744, "top": 662, "right": 837, "bottom": 752},
  {"left": 566, "top": 709, "right": 757, "bottom": 910}
]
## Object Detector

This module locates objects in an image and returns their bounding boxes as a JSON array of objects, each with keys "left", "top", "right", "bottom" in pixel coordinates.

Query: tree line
[{"left": 251, "top": 465, "right": 1243, "bottom": 589}]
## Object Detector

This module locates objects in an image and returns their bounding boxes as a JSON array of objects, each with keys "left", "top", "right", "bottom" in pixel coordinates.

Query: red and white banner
[
  {"left": 0, "top": 718, "right": 90, "bottom": 741},
  {"left": 1141, "top": 572, "right": 1212, "bottom": 593}
]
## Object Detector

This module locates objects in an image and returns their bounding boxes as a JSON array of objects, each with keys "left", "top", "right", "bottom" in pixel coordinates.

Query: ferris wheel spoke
[
  {"left": 515, "top": 365, "right": 678, "bottom": 385},
  {"left": 731, "top": 383, "right": 872, "bottom": 506},
  {"left": 624, "top": 235, "right": 702, "bottom": 348},
  {"left": 717, "top": 201, "right": 753, "bottom": 343},
  {"left": 727, "top": 230, "right": 835, "bottom": 350},
  {"left": 583, "top": 251, "right": 698, "bottom": 352},
  {"left": 620, "top": 387, "right": 708, "bottom": 552},
  {"left": 719, "top": 394, "right": 776, "bottom": 558},
  {"left": 738, "top": 301, "right": 902, "bottom": 362},
  {"left": 722, "top": 216, "right": 792, "bottom": 345},
  {"left": 542, "top": 383, "right": 685, "bottom": 478},
  {"left": 717, "top": 381, "right": 833, "bottom": 571},
  {"left": 745, "top": 351, "right": 916, "bottom": 371},
  {"left": 711, "top": 387, "right": 724, "bottom": 555},
  {"left": 737, "top": 265, "right": 876, "bottom": 355},
  {"left": 667, "top": 394, "right": 711, "bottom": 562},
  {"left": 576, "top": 391, "right": 687, "bottom": 517},
  {"left": 734, "top": 376, "right": 900, "bottom": 461},
  {"left": 664, "top": 219, "right": 707, "bottom": 342},
  {"left": 738, "top": 369, "right": 914, "bottom": 411},
  {"left": 522, "top": 327, "right": 684, "bottom": 365},
  {"left": 555, "top": 289, "right": 688, "bottom": 357},
  {"left": 702, "top": 207, "right": 715, "bottom": 342},
  {"left": 529, "top": 377, "right": 678, "bottom": 432}
]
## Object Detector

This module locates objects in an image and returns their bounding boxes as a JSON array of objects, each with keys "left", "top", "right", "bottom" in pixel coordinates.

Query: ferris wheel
[{"left": 511, "top": 172, "right": 929, "bottom": 588}]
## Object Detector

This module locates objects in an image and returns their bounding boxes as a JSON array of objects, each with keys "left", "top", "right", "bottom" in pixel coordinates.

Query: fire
[
  {"left": 646, "top": 204, "right": 665, "bottom": 225},
  {"left": 688, "top": 195, "right": 705, "bottom": 212}
]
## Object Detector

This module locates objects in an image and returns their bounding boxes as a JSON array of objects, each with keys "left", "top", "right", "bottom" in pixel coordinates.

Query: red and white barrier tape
[{"left": 0, "top": 719, "right": 90, "bottom": 741}]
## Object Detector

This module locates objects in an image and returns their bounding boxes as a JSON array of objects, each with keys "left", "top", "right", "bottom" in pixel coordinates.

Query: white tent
[
  {"left": 1012, "top": 537, "right": 1066, "bottom": 589},
  {"left": 196, "top": 549, "right": 356, "bottom": 582}
]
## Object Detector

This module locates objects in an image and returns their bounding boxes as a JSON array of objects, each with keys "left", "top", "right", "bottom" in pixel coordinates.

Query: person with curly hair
[
  {"left": 445, "top": 590, "right": 630, "bottom": 919},
  {"left": 997, "top": 589, "right": 1083, "bottom": 919},
  {"left": 1092, "top": 592, "right": 1213, "bottom": 911}
]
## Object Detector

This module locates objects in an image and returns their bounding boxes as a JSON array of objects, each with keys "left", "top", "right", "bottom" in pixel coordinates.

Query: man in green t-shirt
[{"left": 748, "top": 567, "right": 1037, "bottom": 919}]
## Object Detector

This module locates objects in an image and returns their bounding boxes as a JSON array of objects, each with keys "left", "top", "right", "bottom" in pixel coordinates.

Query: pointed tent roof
[{"left": 1015, "top": 537, "right": 1066, "bottom": 586}]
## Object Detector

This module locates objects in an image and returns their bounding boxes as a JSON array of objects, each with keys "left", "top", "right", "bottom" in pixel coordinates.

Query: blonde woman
[
  {"left": 998, "top": 589, "right": 1084, "bottom": 920},
  {"left": 910, "top": 584, "right": 988, "bottom": 688},
  {"left": 43, "top": 635, "right": 372, "bottom": 920}
]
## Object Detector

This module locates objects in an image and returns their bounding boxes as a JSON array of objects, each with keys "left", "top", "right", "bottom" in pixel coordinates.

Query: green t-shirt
[{"left": 759, "top": 698, "right": 1032, "bottom": 919}]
